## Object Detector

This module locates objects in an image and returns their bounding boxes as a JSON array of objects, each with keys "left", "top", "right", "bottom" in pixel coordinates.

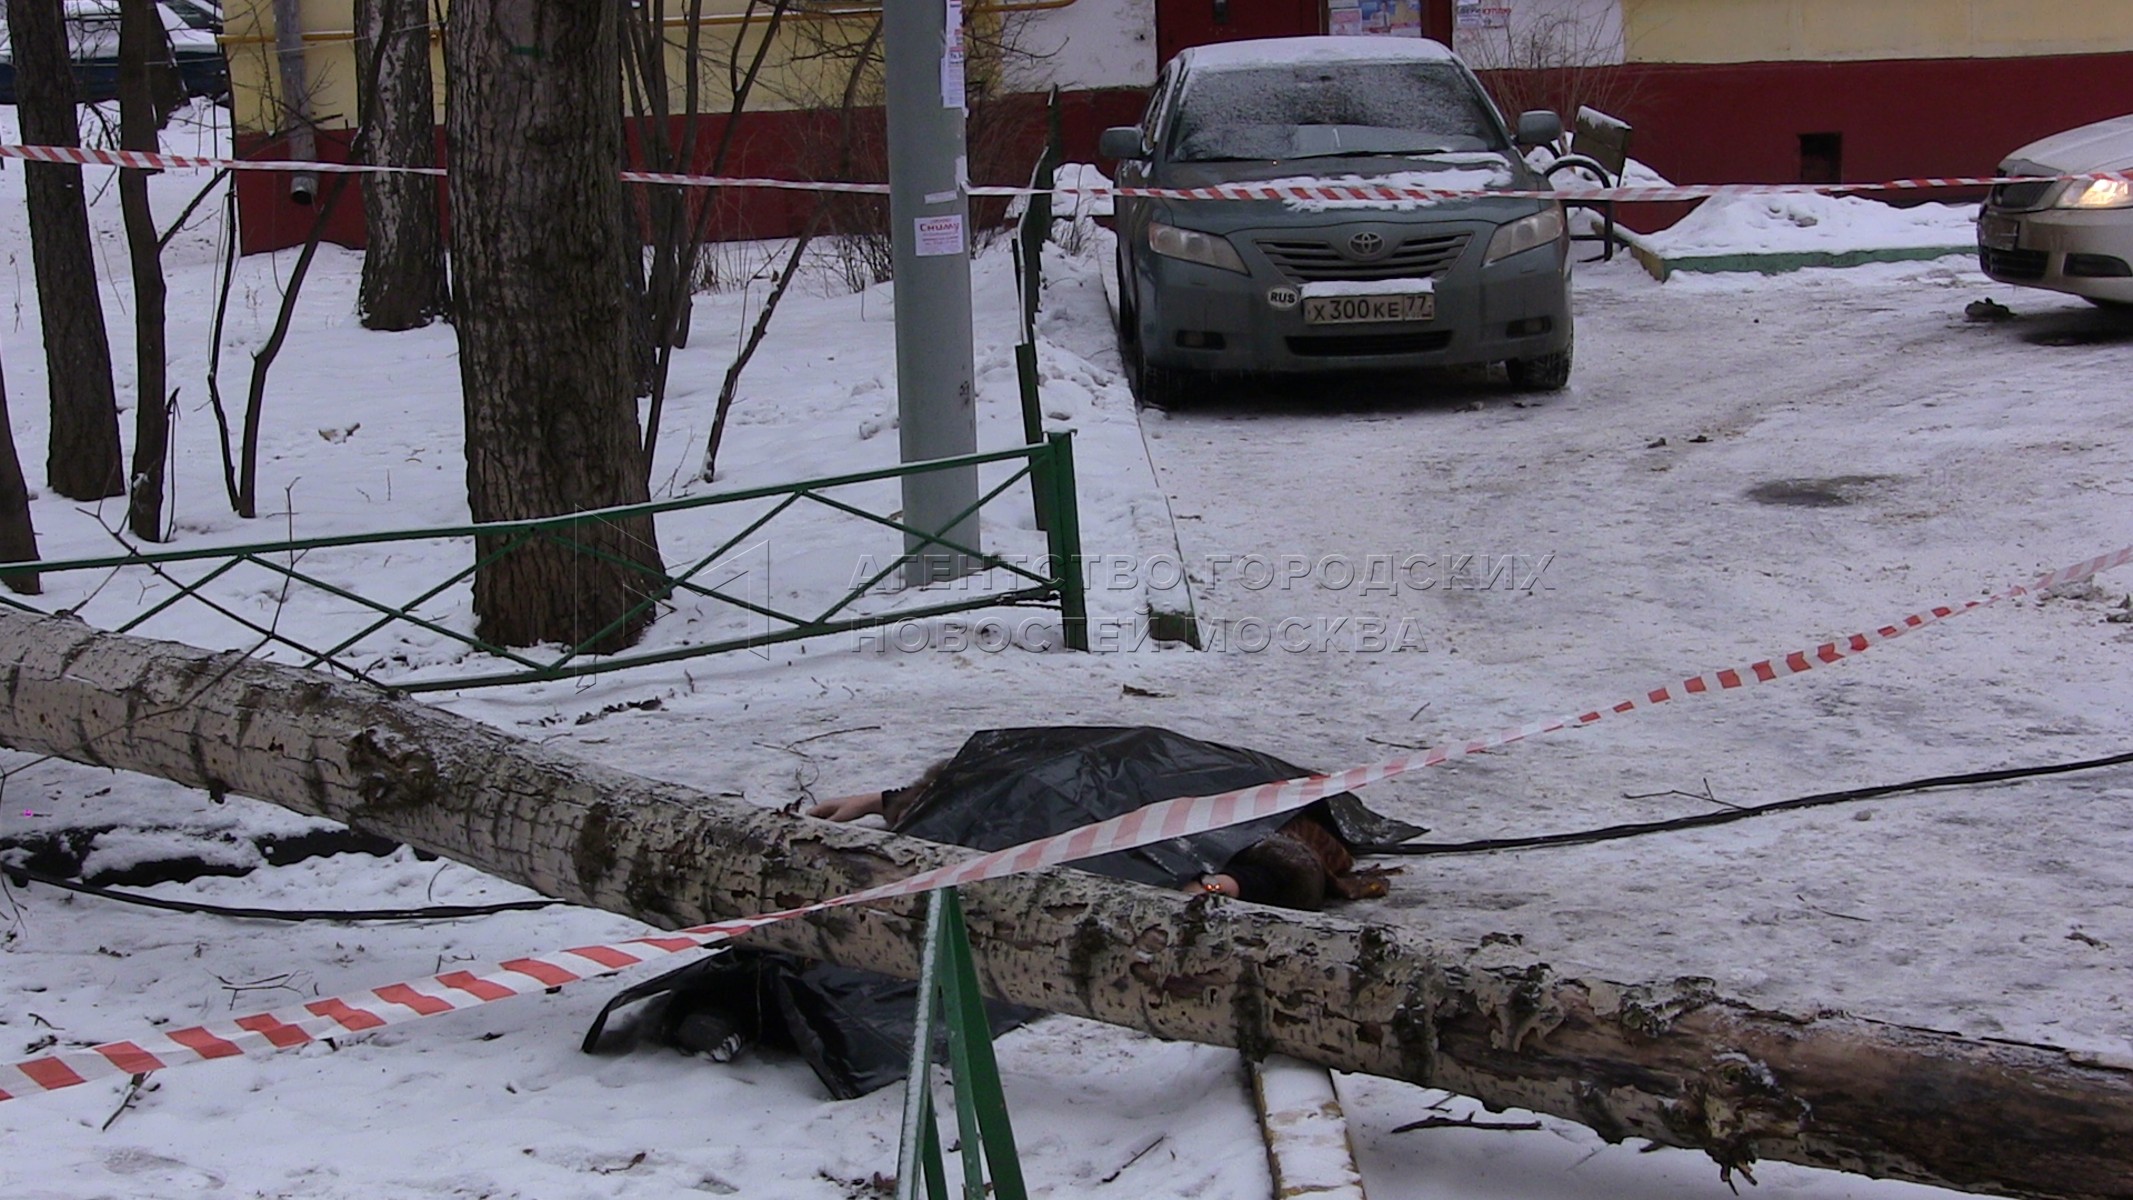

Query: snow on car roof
[{"left": 1175, "top": 35, "right": 1459, "bottom": 74}]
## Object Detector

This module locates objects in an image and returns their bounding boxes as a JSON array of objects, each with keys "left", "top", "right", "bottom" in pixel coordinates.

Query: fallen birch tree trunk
[{"left": 1, "top": 610, "right": 2129, "bottom": 1199}]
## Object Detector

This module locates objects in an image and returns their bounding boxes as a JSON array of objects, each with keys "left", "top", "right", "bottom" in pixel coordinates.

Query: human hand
[{"left": 806, "top": 791, "right": 885, "bottom": 822}]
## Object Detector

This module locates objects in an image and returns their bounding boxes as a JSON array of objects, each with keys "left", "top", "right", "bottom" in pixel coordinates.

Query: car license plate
[
  {"left": 1302, "top": 293, "right": 1435, "bottom": 324},
  {"left": 1979, "top": 214, "right": 2020, "bottom": 251}
]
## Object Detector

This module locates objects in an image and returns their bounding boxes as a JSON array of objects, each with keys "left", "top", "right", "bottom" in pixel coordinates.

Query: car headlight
[
  {"left": 1484, "top": 205, "right": 1566, "bottom": 264},
  {"left": 2056, "top": 176, "right": 2133, "bottom": 210},
  {"left": 1147, "top": 221, "right": 1247, "bottom": 273}
]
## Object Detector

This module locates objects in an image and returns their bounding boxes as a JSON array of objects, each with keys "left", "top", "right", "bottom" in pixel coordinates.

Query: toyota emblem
[{"left": 1347, "top": 232, "right": 1384, "bottom": 258}]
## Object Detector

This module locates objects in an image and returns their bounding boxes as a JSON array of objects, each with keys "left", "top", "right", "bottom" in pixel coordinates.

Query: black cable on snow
[
  {"left": 1358, "top": 749, "right": 2133, "bottom": 857},
  {"left": 0, "top": 864, "right": 567, "bottom": 923}
]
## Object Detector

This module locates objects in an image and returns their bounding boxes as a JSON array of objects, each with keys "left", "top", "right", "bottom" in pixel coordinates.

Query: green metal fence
[{"left": 0, "top": 435, "right": 1088, "bottom": 691}]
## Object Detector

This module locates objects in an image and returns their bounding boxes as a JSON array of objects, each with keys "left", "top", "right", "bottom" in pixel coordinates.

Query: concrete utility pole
[{"left": 884, "top": 0, "right": 982, "bottom": 584}]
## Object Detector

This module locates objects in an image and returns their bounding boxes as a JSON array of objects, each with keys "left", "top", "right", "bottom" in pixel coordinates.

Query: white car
[{"left": 1977, "top": 114, "right": 2133, "bottom": 307}]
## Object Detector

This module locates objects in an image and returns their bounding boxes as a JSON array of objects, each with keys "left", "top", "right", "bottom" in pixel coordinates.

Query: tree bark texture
[
  {"left": 4, "top": 0, "right": 126, "bottom": 502},
  {"left": 445, "top": 0, "right": 662, "bottom": 652},
  {"left": 0, "top": 611, "right": 2128, "bottom": 1199},
  {"left": 118, "top": 0, "right": 171, "bottom": 542},
  {"left": 354, "top": 0, "right": 448, "bottom": 331},
  {"left": 0, "top": 352, "right": 43, "bottom": 594}
]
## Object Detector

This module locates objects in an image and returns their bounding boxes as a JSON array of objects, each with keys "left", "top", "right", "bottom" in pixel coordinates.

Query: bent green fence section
[
  {"left": 0, "top": 435, "right": 1087, "bottom": 692},
  {"left": 1012, "top": 87, "right": 1064, "bottom": 533}
]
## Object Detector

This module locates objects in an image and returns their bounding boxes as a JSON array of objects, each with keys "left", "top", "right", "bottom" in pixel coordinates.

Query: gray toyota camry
[{"left": 1102, "top": 37, "right": 1574, "bottom": 405}]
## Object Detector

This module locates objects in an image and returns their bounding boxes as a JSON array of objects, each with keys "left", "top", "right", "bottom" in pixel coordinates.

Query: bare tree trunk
[
  {"left": 445, "top": 0, "right": 662, "bottom": 652},
  {"left": 118, "top": 0, "right": 171, "bottom": 542},
  {"left": 5, "top": 0, "right": 125, "bottom": 502},
  {"left": 354, "top": 0, "right": 449, "bottom": 330},
  {"left": 236, "top": 177, "right": 352, "bottom": 519},
  {"left": 702, "top": 18, "right": 878, "bottom": 481},
  {"left": 626, "top": 0, "right": 784, "bottom": 479},
  {"left": 0, "top": 611, "right": 2129, "bottom": 1199},
  {"left": 0, "top": 352, "right": 43, "bottom": 595}
]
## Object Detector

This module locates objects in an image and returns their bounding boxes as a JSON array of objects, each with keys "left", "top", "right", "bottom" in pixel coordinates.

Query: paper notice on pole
[
  {"left": 915, "top": 214, "right": 965, "bottom": 257},
  {"left": 941, "top": 0, "right": 967, "bottom": 108}
]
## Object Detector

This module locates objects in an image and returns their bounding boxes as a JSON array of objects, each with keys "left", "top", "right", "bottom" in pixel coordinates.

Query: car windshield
[{"left": 1167, "top": 60, "right": 1504, "bottom": 162}]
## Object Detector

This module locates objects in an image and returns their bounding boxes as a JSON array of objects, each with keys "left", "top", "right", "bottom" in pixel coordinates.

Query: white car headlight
[
  {"left": 2057, "top": 176, "right": 2133, "bottom": 210},
  {"left": 1147, "top": 221, "right": 1247, "bottom": 273},
  {"left": 1484, "top": 205, "right": 1566, "bottom": 264}
]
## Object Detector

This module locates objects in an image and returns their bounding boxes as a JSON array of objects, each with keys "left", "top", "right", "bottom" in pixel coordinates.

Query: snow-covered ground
[{"left": 5, "top": 103, "right": 2133, "bottom": 1199}]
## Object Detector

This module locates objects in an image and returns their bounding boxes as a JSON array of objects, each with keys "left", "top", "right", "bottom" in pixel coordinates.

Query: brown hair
[
  {"left": 879, "top": 758, "right": 953, "bottom": 828},
  {"left": 1223, "top": 814, "right": 1392, "bottom": 911}
]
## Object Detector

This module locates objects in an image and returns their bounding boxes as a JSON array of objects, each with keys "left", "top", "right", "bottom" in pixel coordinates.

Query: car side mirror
[
  {"left": 1514, "top": 110, "right": 1563, "bottom": 148},
  {"left": 1098, "top": 126, "right": 1150, "bottom": 161}
]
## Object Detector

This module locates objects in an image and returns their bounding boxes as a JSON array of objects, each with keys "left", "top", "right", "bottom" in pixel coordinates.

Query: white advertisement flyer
[
  {"left": 941, "top": 0, "right": 967, "bottom": 108},
  {"left": 915, "top": 213, "right": 966, "bottom": 257}
]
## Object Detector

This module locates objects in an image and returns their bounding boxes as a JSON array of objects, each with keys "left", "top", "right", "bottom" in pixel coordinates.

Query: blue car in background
[{"left": 0, "top": 0, "right": 227, "bottom": 105}]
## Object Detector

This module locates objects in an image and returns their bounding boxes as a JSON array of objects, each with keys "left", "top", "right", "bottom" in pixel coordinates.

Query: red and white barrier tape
[
  {"left": 3, "top": 544, "right": 2130, "bottom": 1103},
  {"left": 2, "top": 141, "right": 2124, "bottom": 205},
  {"left": 0, "top": 142, "right": 440, "bottom": 177}
]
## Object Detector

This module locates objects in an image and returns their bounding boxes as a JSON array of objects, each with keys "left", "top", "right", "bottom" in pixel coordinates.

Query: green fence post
[
  {"left": 1015, "top": 96, "right": 1058, "bottom": 529},
  {"left": 897, "top": 892, "right": 953, "bottom": 1200},
  {"left": 1018, "top": 344, "right": 1051, "bottom": 532},
  {"left": 1045, "top": 431, "right": 1088, "bottom": 652},
  {"left": 895, "top": 888, "right": 1027, "bottom": 1200},
  {"left": 937, "top": 888, "right": 1028, "bottom": 1200}
]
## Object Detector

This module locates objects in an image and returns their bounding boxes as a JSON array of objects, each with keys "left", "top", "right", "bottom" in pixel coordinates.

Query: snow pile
[
  {"left": 1052, "top": 161, "right": 1114, "bottom": 219},
  {"left": 1001, "top": 161, "right": 1114, "bottom": 219},
  {"left": 1636, "top": 192, "right": 1980, "bottom": 258},
  {"left": 1533, "top": 145, "right": 1978, "bottom": 261}
]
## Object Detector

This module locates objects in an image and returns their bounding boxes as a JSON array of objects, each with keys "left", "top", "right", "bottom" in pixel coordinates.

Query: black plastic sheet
[
  {"left": 891, "top": 725, "right": 1423, "bottom": 882},
  {"left": 585, "top": 726, "right": 1423, "bottom": 1098}
]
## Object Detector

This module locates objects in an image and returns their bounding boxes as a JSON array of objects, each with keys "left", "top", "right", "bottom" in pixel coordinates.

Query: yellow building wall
[
  {"left": 220, "top": 0, "right": 951, "bottom": 138},
  {"left": 1623, "top": 0, "right": 2133, "bottom": 63},
  {"left": 222, "top": 0, "right": 365, "bottom": 136}
]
